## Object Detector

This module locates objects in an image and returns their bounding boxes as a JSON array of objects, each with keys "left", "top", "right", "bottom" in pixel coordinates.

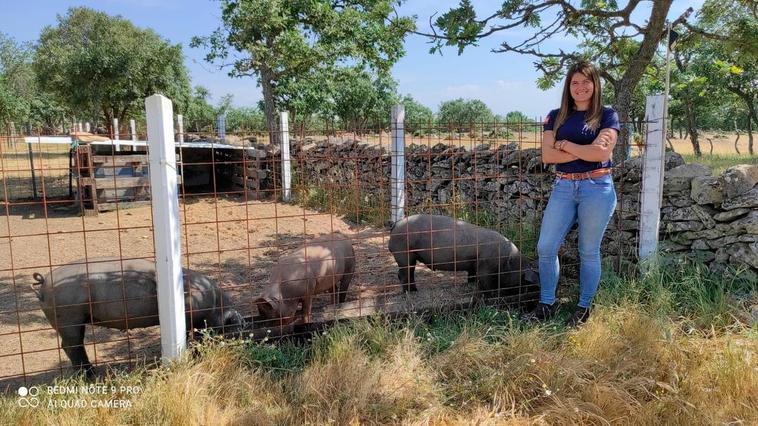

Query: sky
[{"left": 0, "top": 0, "right": 703, "bottom": 118}]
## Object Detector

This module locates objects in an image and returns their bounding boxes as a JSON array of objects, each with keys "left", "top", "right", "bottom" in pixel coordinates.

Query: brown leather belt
[{"left": 556, "top": 168, "right": 612, "bottom": 180}]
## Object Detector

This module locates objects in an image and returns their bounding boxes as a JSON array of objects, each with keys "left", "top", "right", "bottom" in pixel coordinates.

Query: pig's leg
[
  {"left": 337, "top": 271, "right": 353, "bottom": 304},
  {"left": 398, "top": 264, "right": 417, "bottom": 293},
  {"left": 337, "top": 257, "right": 355, "bottom": 304},
  {"left": 58, "top": 324, "right": 93, "bottom": 378},
  {"left": 302, "top": 296, "right": 312, "bottom": 324}
]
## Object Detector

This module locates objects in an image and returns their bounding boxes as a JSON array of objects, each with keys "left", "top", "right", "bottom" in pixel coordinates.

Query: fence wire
[{"left": 0, "top": 119, "right": 643, "bottom": 389}]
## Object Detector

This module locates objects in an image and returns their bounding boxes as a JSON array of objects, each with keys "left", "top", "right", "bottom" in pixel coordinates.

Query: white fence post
[
  {"left": 391, "top": 105, "right": 406, "bottom": 224},
  {"left": 113, "top": 118, "right": 120, "bottom": 152},
  {"left": 280, "top": 111, "right": 291, "bottom": 202},
  {"left": 145, "top": 94, "right": 186, "bottom": 364},
  {"left": 217, "top": 113, "right": 226, "bottom": 143},
  {"left": 130, "top": 119, "right": 137, "bottom": 151},
  {"left": 177, "top": 114, "right": 184, "bottom": 143},
  {"left": 638, "top": 95, "right": 666, "bottom": 263}
]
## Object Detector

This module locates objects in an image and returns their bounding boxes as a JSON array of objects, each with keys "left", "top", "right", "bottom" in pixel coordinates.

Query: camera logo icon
[{"left": 17, "top": 386, "right": 40, "bottom": 408}]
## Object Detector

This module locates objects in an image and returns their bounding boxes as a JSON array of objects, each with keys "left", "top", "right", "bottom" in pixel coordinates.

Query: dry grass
[{"left": 2, "top": 260, "right": 756, "bottom": 425}]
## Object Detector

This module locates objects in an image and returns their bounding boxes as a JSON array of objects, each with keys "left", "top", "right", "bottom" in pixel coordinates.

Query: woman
[{"left": 528, "top": 61, "right": 620, "bottom": 327}]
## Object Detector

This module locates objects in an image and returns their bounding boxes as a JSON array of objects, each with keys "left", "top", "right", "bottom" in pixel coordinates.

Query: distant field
[{"left": 669, "top": 131, "right": 755, "bottom": 156}]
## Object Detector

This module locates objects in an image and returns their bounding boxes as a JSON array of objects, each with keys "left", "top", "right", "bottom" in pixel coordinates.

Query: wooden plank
[
  {"left": 92, "top": 155, "right": 149, "bottom": 165},
  {"left": 94, "top": 176, "right": 151, "bottom": 189}
]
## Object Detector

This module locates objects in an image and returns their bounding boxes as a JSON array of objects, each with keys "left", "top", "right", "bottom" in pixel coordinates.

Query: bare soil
[{"left": 0, "top": 196, "right": 478, "bottom": 390}]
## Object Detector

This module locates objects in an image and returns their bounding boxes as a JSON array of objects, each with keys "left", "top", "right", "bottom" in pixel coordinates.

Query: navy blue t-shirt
[{"left": 543, "top": 106, "right": 620, "bottom": 173}]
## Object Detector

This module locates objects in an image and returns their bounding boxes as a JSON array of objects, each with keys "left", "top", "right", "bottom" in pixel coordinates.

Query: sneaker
[
  {"left": 524, "top": 302, "right": 559, "bottom": 322},
  {"left": 565, "top": 306, "right": 591, "bottom": 327}
]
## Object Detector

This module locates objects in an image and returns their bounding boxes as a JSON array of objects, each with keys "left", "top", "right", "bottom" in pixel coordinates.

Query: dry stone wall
[{"left": 245, "top": 138, "right": 757, "bottom": 278}]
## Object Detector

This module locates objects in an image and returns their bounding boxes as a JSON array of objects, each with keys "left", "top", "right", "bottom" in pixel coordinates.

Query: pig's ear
[
  {"left": 254, "top": 297, "right": 273, "bottom": 317},
  {"left": 524, "top": 269, "right": 540, "bottom": 284}
]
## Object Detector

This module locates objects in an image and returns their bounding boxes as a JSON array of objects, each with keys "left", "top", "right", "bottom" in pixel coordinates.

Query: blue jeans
[{"left": 537, "top": 174, "right": 616, "bottom": 308}]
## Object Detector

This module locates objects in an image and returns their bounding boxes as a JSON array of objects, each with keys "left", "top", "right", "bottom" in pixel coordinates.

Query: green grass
[
  {"left": 2, "top": 260, "right": 756, "bottom": 424},
  {"left": 681, "top": 153, "right": 758, "bottom": 173},
  {"left": 291, "top": 181, "right": 390, "bottom": 228}
]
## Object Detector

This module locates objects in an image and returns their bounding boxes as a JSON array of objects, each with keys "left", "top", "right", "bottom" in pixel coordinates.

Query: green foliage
[
  {"left": 34, "top": 7, "right": 191, "bottom": 127},
  {"left": 194, "top": 0, "right": 415, "bottom": 138},
  {"left": 400, "top": 94, "right": 434, "bottom": 135},
  {"left": 0, "top": 33, "right": 33, "bottom": 125},
  {"left": 329, "top": 66, "right": 399, "bottom": 130},
  {"left": 437, "top": 98, "right": 494, "bottom": 133},
  {"left": 183, "top": 86, "right": 215, "bottom": 132}
]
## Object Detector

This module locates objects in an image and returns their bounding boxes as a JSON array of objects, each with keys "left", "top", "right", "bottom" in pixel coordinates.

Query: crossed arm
[{"left": 541, "top": 128, "right": 618, "bottom": 164}]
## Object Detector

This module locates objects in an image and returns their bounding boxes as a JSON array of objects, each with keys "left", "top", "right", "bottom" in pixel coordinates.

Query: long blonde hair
[{"left": 553, "top": 61, "right": 603, "bottom": 133}]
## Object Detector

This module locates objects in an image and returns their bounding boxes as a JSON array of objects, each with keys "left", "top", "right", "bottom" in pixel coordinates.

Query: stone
[
  {"left": 713, "top": 208, "right": 750, "bottom": 222},
  {"left": 691, "top": 176, "right": 724, "bottom": 206},
  {"left": 667, "top": 193, "right": 693, "bottom": 207},
  {"left": 664, "top": 178, "right": 691, "bottom": 194},
  {"left": 706, "top": 234, "right": 758, "bottom": 250},
  {"left": 663, "top": 206, "right": 702, "bottom": 222},
  {"left": 688, "top": 250, "right": 716, "bottom": 264},
  {"left": 616, "top": 157, "right": 642, "bottom": 181},
  {"left": 667, "top": 163, "right": 712, "bottom": 179},
  {"left": 660, "top": 240, "right": 690, "bottom": 252},
  {"left": 691, "top": 239, "right": 709, "bottom": 250},
  {"left": 668, "top": 233, "right": 695, "bottom": 246},
  {"left": 664, "top": 221, "right": 704, "bottom": 232},
  {"left": 730, "top": 210, "right": 758, "bottom": 234},
  {"left": 715, "top": 247, "right": 730, "bottom": 263},
  {"left": 665, "top": 152, "right": 686, "bottom": 170},
  {"left": 691, "top": 204, "right": 717, "bottom": 228},
  {"left": 438, "top": 188, "right": 451, "bottom": 204},
  {"left": 728, "top": 242, "right": 758, "bottom": 269},
  {"left": 721, "top": 187, "right": 758, "bottom": 210},
  {"left": 722, "top": 164, "right": 758, "bottom": 198},
  {"left": 616, "top": 198, "right": 640, "bottom": 219}
]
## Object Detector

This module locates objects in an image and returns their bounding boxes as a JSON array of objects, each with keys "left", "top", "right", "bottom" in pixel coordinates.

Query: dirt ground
[{"left": 0, "top": 195, "right": 483, "bottom": 391}]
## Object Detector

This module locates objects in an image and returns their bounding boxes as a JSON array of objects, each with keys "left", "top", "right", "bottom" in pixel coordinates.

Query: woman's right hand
[{"left": 542, "top": 132, "right": 579, "bottom": 164}]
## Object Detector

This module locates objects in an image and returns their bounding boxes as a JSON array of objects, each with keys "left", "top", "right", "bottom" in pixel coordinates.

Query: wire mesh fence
[{"left": 0, "top": 112, "right": 645, "bottom": 389}]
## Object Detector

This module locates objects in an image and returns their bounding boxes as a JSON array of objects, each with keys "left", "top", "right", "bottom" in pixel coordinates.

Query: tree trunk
[
  {"left": 103, "top": 107, "right": 113, "bottom": 137},
  {"left": 684, "top": 98, "right": 702, "bottom": 157},
  {"left": 733, "top": 118, "right": 742, "bottom": 154},
  {"left": 610, "top": 0, "right": 673, "bottom": 162},
  {"left": 260, "top": 66, "right": 280, "bottom": 146},
  {"left": 727, "top": 88, "right": 758, "bottom": 155},
  {"left": 678, "top": 119, "right": 683, "bottom": 139},
  {"left": 748, "top": 113, "right": 754, "bottom": 156}
]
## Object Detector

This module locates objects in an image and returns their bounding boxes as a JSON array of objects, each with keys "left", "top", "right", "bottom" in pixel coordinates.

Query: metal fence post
[
  {"left": 391, "top": 105, "right": 406, "bottom": 223},
  {"left": 638, "top": 95, "right": 666, "bottom": 264},
  {"left": 113, "top": 118, "right": 120, "bottom": 152},
  {"left": 130, "top": 119, "right": 137, "bottom": 151},
  {"left": 280, "top": 111, "right": 291, "bottom": 202},
  {"left": 26, "top": 123, "right": 37, "bottom": 199},
  {"left": 177, "top": 114, "right": 184, "bottom": 143},
  {"left": 217, "top": 113, "right": 225, "bottom": 143},
  {"left": 145, "top": 94, "right": 186, "bottom": 364}
]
